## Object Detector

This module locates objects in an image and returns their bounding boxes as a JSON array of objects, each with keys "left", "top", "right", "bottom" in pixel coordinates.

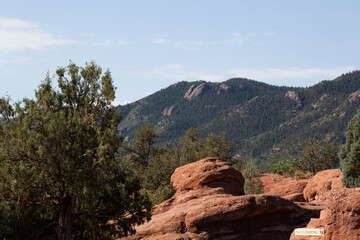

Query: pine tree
[
  {"left": 0, "top": 62, "right": 151, "bottom": 239},
  {"left": 339, "top": 110, "right": 360, "bottom": 188}
]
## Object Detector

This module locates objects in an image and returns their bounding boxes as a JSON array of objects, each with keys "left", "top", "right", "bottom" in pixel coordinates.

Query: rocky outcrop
[
  {"left": 162, "top": 106, "right": 176, "bottom": 116},
  {"left": 290, "top": 187, "right": 360, "bottom": 240},
  {"left": 289, "top": 169, "right": 360, "bottom": 240},
  {"left": 348, "top": 89, "right": 360, "bottom": 103},
  {"left": 122, "top": 158, "right": 320, "bottom": 240},
  {"left": 303, "top": 169, "right": 343, "bottom": 202},
  {"left": 217, "top": 83, "right": 233, "bottom": 95},
  {"left": 171, "top": 157, "right": 244, "bottom": 195},
  {"left": 259, "top": 174, "right": 309, "bottom": 202},
  {"left": 184, "top": 83, "right": 210, "bottom": 100},
  {"left": 285, "top": 90, "right": 302, "bottom": 107}
]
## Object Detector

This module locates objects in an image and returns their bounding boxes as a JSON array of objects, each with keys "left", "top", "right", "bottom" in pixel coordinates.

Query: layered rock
[
  {"left": 162, "top": 106, "right": 176, "bottom": 116},
  {"left": 217, "top": 84, "right": 233, "bottom": 95},
  {"left": 171, "top": 157, "right": 244, "bottom": 195},
  {"left": 290, "top": 188, "right": 360, "bottom": 240},
  {"left": 303, "top": 169, "right": 343, "bottom": 202},
  {"left": 122, "top": 158, "right": 319, "bottom": 240},
  {"left": 285, "top": 90, "right": 302, "bottom": 107},
  {"left": 184, "top": 83, "right": 210, "bottom": 100},
  {"left": 259, "top": 174, "right": 309, "bottom": 202}
]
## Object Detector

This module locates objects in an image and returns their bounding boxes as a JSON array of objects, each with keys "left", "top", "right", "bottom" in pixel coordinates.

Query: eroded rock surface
[
  {"left": 290, "top": 188, "right": 360, "bottom": 240},
  {"left": 171, "top": 157, "right": 244, "bottom": 195},
  {"left": 162, "top": 106, "right": 176, "bottom": 116},
  {"left": 259, "top": 174, "right": 308, "bottom": 202},
  {"left": 122, "top": 158, "right": 319, "bottom": 240},
  {"left": 285, "top": 90, "right": 302, "bottom": 107},
  {"left": 303, "top": 169, "right": 343, "bottom": 202},
  {"left": 184, "top": 83, "right": 210, "bottom": 100},
  {"left": 217, "top": 83, "right": 233, "bottom": 95}
]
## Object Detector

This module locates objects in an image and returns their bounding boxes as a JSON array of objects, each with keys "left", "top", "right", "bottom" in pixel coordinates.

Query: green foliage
[
  {"left": 298, "top": 139, "right": 339, "bottom": 176},
  {"left": 124, "top": 125, "right": 235, "bottom": 205},
  {"left": 234, "top": 158, "right": 263, "bottom": 194},
  {"left": 125, "top": 123, "right": 159, "bottom": 167},
  {"left": 177, "top": 128, "right": 203, "bottom": 164},
  {"left": 118, "top": 71, "right": 360, "bottom": 166},
  {"left": 268, "top": 157, "right": 299, "bottom": 177},
  {"left": 0, "top": 62, "right": 151, "bottom": 240},
  {"left": 339, "top": 109, "right": 360, "bottom": 188},
  {"left": 177, "top": 128, "right": 233, "bottom": 164}
]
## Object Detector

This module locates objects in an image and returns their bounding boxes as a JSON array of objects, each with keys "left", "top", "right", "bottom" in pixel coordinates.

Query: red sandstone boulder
[
  {"left": 290, "top": 187, "right": 360, "bottom": 240},
  {"left": 124, "top": 193, "right": 318, "bottom": 240},
  {"left": 303, "top": 169, "right": 343, "bottom": 202},
  {"left": 259, "top": 174, "right": 309, "bottom": 202},
  {"left": 171, "top": 157, "right": 245, "bottom": 195},
  {"left": 121, "top": 158, "right": 319, "bottom": 240}
]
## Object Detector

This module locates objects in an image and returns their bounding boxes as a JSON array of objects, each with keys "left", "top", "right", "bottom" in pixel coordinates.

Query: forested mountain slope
[{"left": 118, "top": 71, "right": 360, "bottom": 166}]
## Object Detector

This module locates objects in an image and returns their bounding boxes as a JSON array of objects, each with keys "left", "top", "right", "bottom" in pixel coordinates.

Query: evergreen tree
[
  {"left": 0, "top": 62, "right": 151, "bottom": 239},
  {"left": 237, "top": 158, "right": 263, "bottom": 194},
  {"left": 298, "top": 139, "right": 338, "bottom": 175},
  {"left": 125, "top": 123, "right": 159, "bottom": 167},
  {"left": 339, "top": 110, "right": 360, "bottom": 188}
]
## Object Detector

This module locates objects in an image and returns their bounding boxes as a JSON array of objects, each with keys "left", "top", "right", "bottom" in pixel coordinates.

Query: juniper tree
[
  {"left": 0, "top": 62, "right": 151, "bottom": 240},
  {"left": 339, "top": 109, "right": 360, "bottom": 188},
  {"left": 298, "top": 139, "right": 338, "bottom": 176}
]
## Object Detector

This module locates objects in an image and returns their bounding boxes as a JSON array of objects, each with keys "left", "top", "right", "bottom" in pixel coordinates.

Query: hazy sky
[{"left": 0, "top": 0, "right": 359, "bottom": 105}]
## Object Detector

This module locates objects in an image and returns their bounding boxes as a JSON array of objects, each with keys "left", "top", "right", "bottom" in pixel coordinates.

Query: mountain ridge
[{"left": 118, "top": 71, "right": 360, "bottom": 166}]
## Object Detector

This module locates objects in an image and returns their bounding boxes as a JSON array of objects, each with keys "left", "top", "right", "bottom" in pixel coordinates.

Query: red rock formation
[
  {"left": 290, "top": 188, "right": 360, "bottom": 240},
  {"left": 162, "top": 106, "right": 176, "bottom": 116},
  {"left": 217, "top": 83, "right": 233, "bottom": 95},
  {"left": 184, "top": 83, "right": 210, "bottom": 100},
  {"left": 171, "top": 157, "right": 244, "bottom": 195},
  {"left": 259, "top": 174, "right": 308, "bottom": 202},
  {"left": 121, "top": 158, "right": 319, "bottom": 240},
  {"left": 303, "top": 169, "right": 343, "bottom": 202}
]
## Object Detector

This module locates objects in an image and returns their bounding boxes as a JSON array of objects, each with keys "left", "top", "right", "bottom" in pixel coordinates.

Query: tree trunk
[{"left": 59, "top": 194, "right": 72, "bottom": 240}]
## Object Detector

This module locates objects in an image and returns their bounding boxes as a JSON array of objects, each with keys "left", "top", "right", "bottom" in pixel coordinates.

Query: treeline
[
  {"left": 118, "top": 70, "right": 360, "bottom": 166},
  {"left": 121, "top": 124, "right": 236, "bottom": 204}
]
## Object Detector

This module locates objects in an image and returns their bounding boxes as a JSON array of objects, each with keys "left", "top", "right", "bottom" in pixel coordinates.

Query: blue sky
[{"left": 0, "top": 0, "right": 359, "bottom": 105}]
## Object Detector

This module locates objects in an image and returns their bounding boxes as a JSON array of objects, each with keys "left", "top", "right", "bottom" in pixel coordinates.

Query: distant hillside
[{"left": 117, "top": 71, "right": 360, "bottom": 167}]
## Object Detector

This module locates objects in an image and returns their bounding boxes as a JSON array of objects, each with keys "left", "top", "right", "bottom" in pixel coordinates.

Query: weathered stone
[
  {"left": 259, "top": 174, "right": 308, "bottom": 202},
  {"left": 162, "top": 106, "right": 176, "bottom": 116},
  {"left": 303, "top": 169, "right": 343, "bottom": 202},
  {"left": 171, "top": 157, "right": 245, "bottom": 195},
  {"left": 285, "top": 90, "right": 302, "bottom": 107},
  {"left": 184, "top": 83, "right": 210, "bottom": 100},
  {"left": 217, "top": 83, "right": 233, "bottom": 95},
  {"left": 290, "top": 187, "right": 360, "bottom": 240},
  {"left": 121, "top": 158, "right": 319, "bottom": 240}
]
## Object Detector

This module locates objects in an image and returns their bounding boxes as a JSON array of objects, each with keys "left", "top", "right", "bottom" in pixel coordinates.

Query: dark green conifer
[
  {"left": 0, "top": 62, "right": 151, "bottom": 240},
  {"left": 339, "top": 110, "right": 360, "bottom": 188}
]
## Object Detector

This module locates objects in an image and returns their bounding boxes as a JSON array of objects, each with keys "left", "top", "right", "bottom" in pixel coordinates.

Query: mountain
[{"left": 117, "top": 71, "right": 360, "bottom": 167}]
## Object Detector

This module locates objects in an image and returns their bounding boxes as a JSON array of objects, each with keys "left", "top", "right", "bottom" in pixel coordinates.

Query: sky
[{"left": 0, "top": 0, "right": 359, "bottom": 105}]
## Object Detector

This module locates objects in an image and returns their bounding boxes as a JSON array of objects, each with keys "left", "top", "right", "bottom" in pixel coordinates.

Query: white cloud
[
  {"left": 174, "top": 40, "right": 204, "bottom": 48},
  {"left": 231, "top": 32, "right": 256, "bottom": 45},
  {"left": 228, "top": 66, "right": 357, "bottom": 81},
  {"left": 264, "top": 31, "right": 277, "bottom": 36},
  {"left": 230, "top": 31, "right": 277, "bottom": 45},
  {"left": 112, "top": 100, "right": 128, "bottom": 106},
  {"left": 94, "top": 40, "right": 113, "bottom": 46},
  {"left": 0, "top": 17, "right": 77, "bottom": 53},
  {"left": 81, "top": 32, "right": 95, "bottom": 37},
  {"left": 153, "top": 38, "right": 216, "bottom": 50},
  {"left": 12, "top": 56, "right": 31, "bottom": 63},
  {"left": 137, "top": 64, "right": 224, "bottom": 82},
  {"left": 154, "top": 38, "right": 168, "bottom": 44},
  {"left": 94, "top": 39, "right": 135, "bottom": 47}
]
